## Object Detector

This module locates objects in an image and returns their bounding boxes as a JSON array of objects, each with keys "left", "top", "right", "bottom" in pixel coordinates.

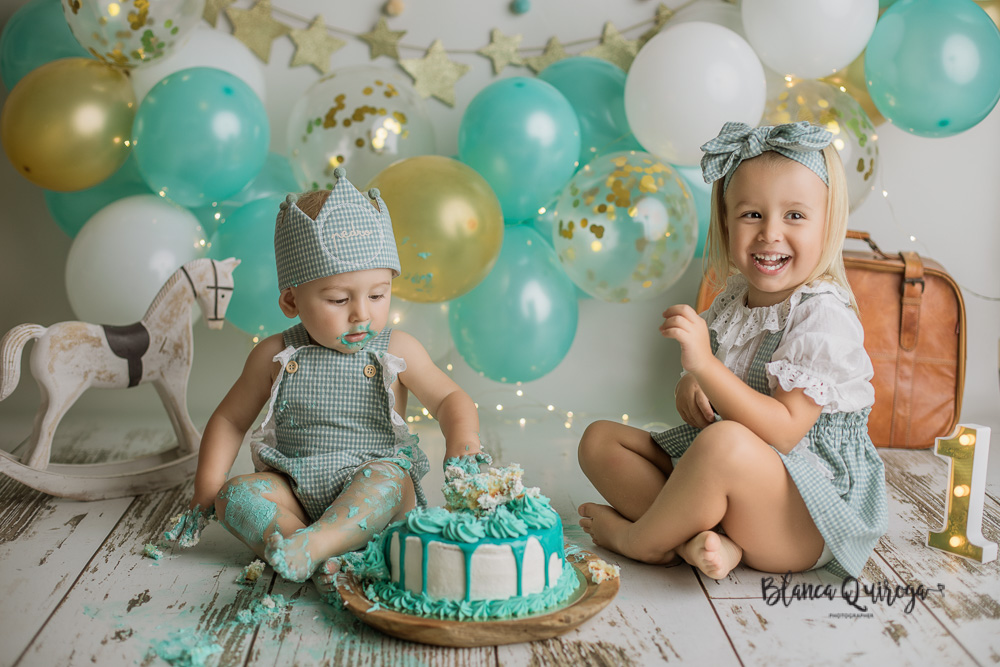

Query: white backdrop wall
[{"left": 1, "top": 0, "right": 997, "bottom": 441}]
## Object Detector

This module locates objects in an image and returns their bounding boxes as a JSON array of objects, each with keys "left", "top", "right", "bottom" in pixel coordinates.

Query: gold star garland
[{"left": 210, "top": 1, "right": 695, "bottom": 104}]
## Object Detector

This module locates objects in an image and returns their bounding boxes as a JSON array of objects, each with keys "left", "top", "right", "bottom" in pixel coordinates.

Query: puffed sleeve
[{"left": 766, "top": 293, "right": 875, "bottom": 412}]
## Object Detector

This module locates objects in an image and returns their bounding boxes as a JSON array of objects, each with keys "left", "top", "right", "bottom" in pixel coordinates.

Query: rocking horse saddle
[{"left": 102, "top": 322, "right": 150, "bottom": 387}]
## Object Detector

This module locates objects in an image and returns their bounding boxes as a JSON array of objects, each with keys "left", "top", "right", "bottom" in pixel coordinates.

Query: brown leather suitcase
[{"left": 695, "top": 230, "right": 966, "bottom": 448}]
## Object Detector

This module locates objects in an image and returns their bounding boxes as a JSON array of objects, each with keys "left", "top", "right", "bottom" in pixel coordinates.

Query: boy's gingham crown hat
[{"left": 274, "top": 167, "right": 401, "bottom": 290}]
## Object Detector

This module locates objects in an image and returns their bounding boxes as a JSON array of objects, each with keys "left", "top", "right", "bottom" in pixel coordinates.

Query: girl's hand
[
  {"left": 675, "top": 374, "right": 715, "bottom": 429},
  {"left": 163, "top": 503, "right": 216, "bottom": 548},
  {"left": 443, "top": 450, "right": 492, "bottom": 481},
  {"left": 660, "top": 304, "right": 713, "bottom": 373}
]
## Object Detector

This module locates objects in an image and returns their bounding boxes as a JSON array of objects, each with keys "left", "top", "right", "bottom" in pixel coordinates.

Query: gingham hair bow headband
[{"left": 700, "top": 121, "right": 833, "bottom": 192}]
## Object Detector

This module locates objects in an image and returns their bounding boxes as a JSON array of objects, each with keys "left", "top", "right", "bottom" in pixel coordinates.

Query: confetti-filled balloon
[
  {"left": 552, "top": 151, "right": 698, "bottom": 303},
  {"left": 132, "top": 67, "right": 270, "bottom": 208},
  {"left": 821, "top": 51, "right": 885, "bottom": 127},
  {"left": 865, "top": 0, "right": 1000, "bottom": 137},
  {"left": 287, "top": 65, "right": 435, "bottom": 190},
  {"left": 0, "top": 0, "right": 91, "bottom": 89},
  {"left": 65, "top": 194, "right": 205, "bottom": 324},
  {"left": 459, "top": 77, "right": 580, "bottom": 222},
  {"left": 62, "top": 0, "right": 205, "bottom": 69},
  {"left": 1, "top": 58, "right": 134, "bottom": 191},
  {"left": 625, "top": 22, "right": 766, "bottom": 166},
  {"left": 763, "top": 79, "right": 879, "bottom": 211},
  {"left": 449, "top": 225, "right": 578, "bottom": 383},
  {"left": 208, "top": 195, "right": 296, "bottom": 339},
  {"left": 366, "top": 156, "right": 504, "bottom": 303}
]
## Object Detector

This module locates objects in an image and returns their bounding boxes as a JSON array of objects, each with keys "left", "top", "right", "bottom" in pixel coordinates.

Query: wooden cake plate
[{"left": 336, "top": 547, "right": 620, "bottom": 647}]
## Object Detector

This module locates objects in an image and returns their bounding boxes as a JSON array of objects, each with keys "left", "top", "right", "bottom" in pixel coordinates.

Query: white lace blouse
[{"left": 701, "top": 275, "right": 875, "bottom": 414}]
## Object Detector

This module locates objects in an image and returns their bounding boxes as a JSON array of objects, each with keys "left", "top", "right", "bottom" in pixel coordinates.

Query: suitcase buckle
[{"left": 904, "top": 276, "right": 925, "bottom": 293}]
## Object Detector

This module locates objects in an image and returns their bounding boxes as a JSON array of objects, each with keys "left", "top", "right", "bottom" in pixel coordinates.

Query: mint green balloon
[
  {"left": 0, "top": 0, "right": 90, "bottom": 90},
  {"left": 44, "top": 155, "right": 153, "bottom": 237},
  {"left": 448, "top": 225, "right": 578, "bottom": 383},
  {"left": 133, "top": 67, "right": 270, "bottom": 207},
  {"left": 865, "top": 0, "right": 1000, "bottom": 137},
  {"left": 674, "top": 165, "right": 711, "bottom": 258},
  {"left": 208, "top": 195, "right": 297, "bottom": 338},
  {"left": 191, "top": 152, "right": 298, "bottom": 237},
  {"left": 537, "top": 57, "right": 638, "bottom": 166}
]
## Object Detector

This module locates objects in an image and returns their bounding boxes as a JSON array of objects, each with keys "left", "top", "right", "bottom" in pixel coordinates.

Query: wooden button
[
  {"left": 363, "top": 364, "right": 377, "bottom": 378},
  {"left": 285, "top": 360, "right": 299, "bottom": 374}
]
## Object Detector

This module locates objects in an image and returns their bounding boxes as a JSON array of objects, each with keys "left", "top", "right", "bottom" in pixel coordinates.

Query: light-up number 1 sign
[{"left": 927, "top": 424, "right": 998, "bottom": 563}]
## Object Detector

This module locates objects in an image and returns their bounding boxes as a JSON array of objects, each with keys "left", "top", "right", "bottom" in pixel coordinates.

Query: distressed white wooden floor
[{"left": 1, "top": 409, "right": 998, "bottom": 667}]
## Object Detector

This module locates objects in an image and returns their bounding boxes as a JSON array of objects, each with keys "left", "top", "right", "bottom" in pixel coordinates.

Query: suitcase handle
[{"left": 846, "top": 230, "right": 890, "bottom": 258}]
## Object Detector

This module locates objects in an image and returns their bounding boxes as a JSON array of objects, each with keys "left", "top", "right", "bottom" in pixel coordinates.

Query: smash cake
[{"left": 340, "top": 462, "right": 580, "bottom": 620}]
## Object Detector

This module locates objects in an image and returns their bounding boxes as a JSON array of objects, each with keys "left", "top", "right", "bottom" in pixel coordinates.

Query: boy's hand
[
  {"left": 675, "top": 374, "right": 716, "bottom": 429},
  {"left": 163, "top": 504, "right": 217, "bottom": 548},
  {"left": 443, "top": 451, "right": 492, "bottom": 481},
  {"left": 660, "top": 304, "right": 713, "bottom": 374}
]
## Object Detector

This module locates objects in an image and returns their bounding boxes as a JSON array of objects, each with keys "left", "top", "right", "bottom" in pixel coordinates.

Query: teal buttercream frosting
[
  {"left": 405, "top": 506, "right": 452, "bottom": 535},
  {"left": 508, "top": 493, "right": 559, "bottom": 529},
  {"left": 484, "top": 505, "right": 528, "bottom": 538},
  {"left": 440, "top": 513, "right": 487, "bottom": 542}
]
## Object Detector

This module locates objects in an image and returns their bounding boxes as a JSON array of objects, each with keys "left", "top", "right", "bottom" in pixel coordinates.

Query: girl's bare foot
[
  {"left": 578, "top": 502, "right": 676, "bottom": 565},
  {"left": 677, "top": 530, "right": 743, "bottom": 580},
  {"left": 265, "top": 527, "right": 321, "bottom": 582}
]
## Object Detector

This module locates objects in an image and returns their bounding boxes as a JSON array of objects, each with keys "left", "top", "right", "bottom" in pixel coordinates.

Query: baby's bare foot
[
  {"left": 265, "top": 528, "right": 318, "bottom": 582},
  {"left": 311, "top": 557, "right": 342, "bottom": 602},
  {"left": 578, "top": 502, "right": 676, "bottom": 565},
  {"left": 678, "top": 531, "right": 742, "bottom": 580}
]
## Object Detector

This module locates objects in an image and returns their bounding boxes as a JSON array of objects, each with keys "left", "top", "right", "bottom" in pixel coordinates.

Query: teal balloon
[
  {"left": 208, "top": 195, "right": 296, "bottom": 338},
  {"left": 674, "top": 165, "right": 711, "bottom": 258},
  {"left": 44, "top": 155, "right": 153, "bottom": 237},
  {"left": 0, "top": 0, "right": 90, "bottom": 90},
  {"left": 865, "top": 0, "right": 1000, "bottom": 137},
  {"left": 133, "top": 67, "right": 270, "bottom": 208},
  {"left": 458, "top": 77, "right": 580, "bottom": 222},
  {"left": 190, "top": 152, "right": 298, "bottom": 237},
  {"left": 449, "top": 225, "right": 578, "bottom": 383},
  {"left": 537, "top": 57, "right": 638, "bottom": 167},
  {"left": 525, "top": 212, "right": 590, "bottom": 300}
]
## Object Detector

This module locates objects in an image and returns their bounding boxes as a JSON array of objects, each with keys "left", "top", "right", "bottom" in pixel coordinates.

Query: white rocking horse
[{"left": 0, "top": 257, "right": 240, "bottom": 500}]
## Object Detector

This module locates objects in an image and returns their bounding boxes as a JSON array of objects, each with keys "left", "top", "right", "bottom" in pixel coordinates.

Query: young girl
[
  {"left": 168, "top": 167, "right": 483, "bottom": 594},
  {"left": 577, "top": 121, "right": 888, "bottom": 580}
]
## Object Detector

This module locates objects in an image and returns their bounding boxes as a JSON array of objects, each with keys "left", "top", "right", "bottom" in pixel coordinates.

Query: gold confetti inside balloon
[
  {"left": 287, "top": 65, "right": 436, "bottom": 191},
  {"left": 821, "top": 50, "right": 885, "bottom": 127},
  {"left": 367, "top": 156, "right": 504, "bottom": 303},
  {"left": 1, "top": 58, "right": 135, "bottom": 191},
  {"left": 763, "top": 78, "right": 879, "bottom": 211},
  {"left": 552, "top": 151, "right": 698, "bottom": 303},
  {"left": 62, "top": 0, "right": 206, "bottom": 68}
]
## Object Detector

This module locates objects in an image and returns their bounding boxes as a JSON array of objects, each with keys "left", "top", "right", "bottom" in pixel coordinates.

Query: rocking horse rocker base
[{"left": 0, "top": 257, "right": 239, "bottom": 501}]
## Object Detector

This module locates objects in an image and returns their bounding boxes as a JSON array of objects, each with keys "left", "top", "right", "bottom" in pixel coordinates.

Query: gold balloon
[
  {"left": 822, "top": 50, "right": 885, "bottom": 127},
  {"left": 366, "top": 156, "right": 504, "bottom": 303},
  {"left": 976, "top": 0, "right": 1000, "bottom": 30},
  {"left": 1, "top": 58, "right": 135, "bottom": 191}
]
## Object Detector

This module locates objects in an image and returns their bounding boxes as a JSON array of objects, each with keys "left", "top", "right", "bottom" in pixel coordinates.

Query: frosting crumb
[
  {"left": 142, "top": 543, "right": 164, "bottom": 560},
  {"left": 237, "top": 559, "right": 266, "bottom": 584},
  {"left": 588, "top": 558, "right": 621, "bottom": 584}
]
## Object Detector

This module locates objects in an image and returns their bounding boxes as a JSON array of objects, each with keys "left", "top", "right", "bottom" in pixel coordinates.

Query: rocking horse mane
[{"left": 142, "top": 258, "right": 212, "bottom": 321}]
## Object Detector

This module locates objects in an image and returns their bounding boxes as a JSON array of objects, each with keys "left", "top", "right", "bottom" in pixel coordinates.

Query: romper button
[
  {"left": 285, "top": 360, "right": 298, "bottom": 374},
  {"left": 363, "top": 364, "right": 377, "bottom": 378}
]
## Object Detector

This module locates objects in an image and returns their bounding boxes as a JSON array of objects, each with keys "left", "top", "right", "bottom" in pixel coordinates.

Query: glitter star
[
  {"left": 524, "top": 37, "right": 568, "bottom": 73},
  {"left": 203, "top": 0, "right": 234, "bottom": 27},
  {"left": 477, "top": 29, "right": 524, "bottom": 74},
  {"left": 639, "top": 3, "right": 675, "bottom": 47},
  {"left": 289, "top": 16, "right": 345, "bottom": 74},
  {"left": 359, "top": 17, "right": 407, "bottom": 60},
  {"left": 399, "top": 39, "right": 469, "bottom": 107},
  {"left": 226, "top": 0, "right": 290, "bottom": 63},
  {"left": 581, "top": 22, "right": 638, "bottom": 71}
]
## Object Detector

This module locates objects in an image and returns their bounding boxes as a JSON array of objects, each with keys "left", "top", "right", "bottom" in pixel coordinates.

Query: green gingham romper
[
  {"left": 652, "top": 289, "right": 888, "bottom": 578},
  {"left": 251, "top": 324, "right": 429, "bottom": 522}
]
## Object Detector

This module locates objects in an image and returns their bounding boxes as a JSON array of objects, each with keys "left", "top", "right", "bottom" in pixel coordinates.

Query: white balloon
[
  {"left": 625, "top": 22, "right": 766, "bottom": 166},
  {"left": 129, "top": 23, "right": 266, "bottom": 104},
  {"left": 741, "top": 0, "right": 879, "bottom": 79},
  {"left": 66, "top": 195, "right": 206, "bottom": 324},
  {"left": 388, "top": 298, "right": 453, "bottom": 365}
]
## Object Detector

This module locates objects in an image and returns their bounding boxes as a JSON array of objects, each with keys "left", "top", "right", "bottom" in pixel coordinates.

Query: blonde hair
[
  {"left": 294, "top": 189, "right": 331, "bottom": 220},
  {"left": 703, "top": 145, "right": 858, "bottom": 313}
]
